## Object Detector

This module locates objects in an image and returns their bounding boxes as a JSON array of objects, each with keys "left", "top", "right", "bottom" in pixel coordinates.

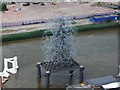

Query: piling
[
  {"left": 117, "top": 65, "right": 120, "bottom": 81},
  {"left": 69, "top": 70, "right": 73, "bottom": 85},
  {"left": 79, "top": 66, "right": 85, "bottom": 83},
  {"left": 45, "top": 71, "right": 50, "bottom": 88},
  {"left": 36, "top": 62, "right": 41, "bottom": 78}
]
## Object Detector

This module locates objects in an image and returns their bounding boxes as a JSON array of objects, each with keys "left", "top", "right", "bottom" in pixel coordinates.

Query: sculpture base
[{"left": 41, "top": 59, "right": 80, "bottom": 73}]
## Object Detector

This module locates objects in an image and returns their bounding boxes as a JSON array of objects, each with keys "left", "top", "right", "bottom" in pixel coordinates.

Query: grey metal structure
[{"left": 86, "top": 75, "right": 117, "bottom": 87}]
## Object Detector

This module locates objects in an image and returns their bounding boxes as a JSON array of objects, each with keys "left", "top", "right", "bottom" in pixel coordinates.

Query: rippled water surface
[{"left": 2, "top": 27, "right": 119, "bottom": 88}]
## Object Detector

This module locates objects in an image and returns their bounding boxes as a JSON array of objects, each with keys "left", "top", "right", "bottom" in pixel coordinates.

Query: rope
[
  {"left": 0, "top": 78, "right": 7, "bottom": 90},
  {"left": 51, "top": 68, "right": 80, "bottom": 76},
  {"left": 51, "top": 73, "right": 68, "bottom": 76},
  {"left": 71, "top": 68, "right": 80, "bottom": 74}
]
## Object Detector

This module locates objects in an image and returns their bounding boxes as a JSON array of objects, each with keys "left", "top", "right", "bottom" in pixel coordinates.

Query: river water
[{"left": 1, "top": 27, "right": 119, "bottom": 88}]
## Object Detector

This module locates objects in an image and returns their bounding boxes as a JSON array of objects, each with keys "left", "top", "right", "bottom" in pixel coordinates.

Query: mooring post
[
  {"left": 79, "top": 66, "right": 85, "bottom": 83},
  {"left": 36, "top": 62, "right": 41, "bottom": 78},
  {"left": 117, "top": 65, "right": 120, "bottom": 81},
  {"left": 45, "top": 71, "right": 50, "bottom": 88},
  {"left": 0, "top": 77, "right": 1, "bottom": 90},
  {"left": 69, "top": 70, "right": 73, "bottom": 85}
]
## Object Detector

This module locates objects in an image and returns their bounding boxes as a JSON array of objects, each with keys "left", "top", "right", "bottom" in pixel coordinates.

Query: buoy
[{"left": 80, "top": 84, "right": 85, "bottom": 87}]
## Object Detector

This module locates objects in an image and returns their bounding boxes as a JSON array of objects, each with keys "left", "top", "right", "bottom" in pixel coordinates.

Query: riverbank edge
[{"left": 1, "top": 22, "right": 120, "bottom": 42}]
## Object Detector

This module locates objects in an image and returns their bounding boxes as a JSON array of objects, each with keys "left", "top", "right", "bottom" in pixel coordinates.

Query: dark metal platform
[{"left": 41, "top": 59, "right": 80, "bottom": 73}]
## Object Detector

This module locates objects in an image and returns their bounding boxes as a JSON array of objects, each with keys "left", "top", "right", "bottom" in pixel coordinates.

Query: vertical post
[
  {"left": 0, "top": 77, "right": 1, "bottom": 90},
  {"left": 12, "top": 59, "right": 16, "bottom": 74},
  {"left": 36, "top": 62, "right": 41, "bottom": 78},
  {"left": 4, "top": 58, "right": 8, "bottom": 71},
  {"left": 45, "top": 71, "right": 50, "bottom": 88},
  {"left": 68, "top": 70, "right": 73, "bottom": 85},
  {"left": 79, "top": 66, "right": 85, "bottom": 83},
  {"left": 117, "top": 65, "right": 120, "bottom": 81},
  {"left": 14, "top": 56, "right": 19, "bottom": 69}
]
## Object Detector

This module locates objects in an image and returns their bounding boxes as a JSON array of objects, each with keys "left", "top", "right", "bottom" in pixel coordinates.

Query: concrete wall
[
  {"left": 0, "top": 7, "right": 2, "bottom": 72},
  {"left": 1, "top": 0, "right": 119, "bottom": 2},
  {"left": 0, "top": 0, "right": 46, "bottom": 2},
  {"left": 0, "top": 0, "right": 93, "bottom": 2},
  {"left": 0, "top": 6, "right": 2, "bottom": 90}
]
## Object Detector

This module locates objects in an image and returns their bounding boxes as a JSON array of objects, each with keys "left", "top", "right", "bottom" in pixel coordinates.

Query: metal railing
[{"left": 1, "top": 12, "right": 115, "bottom": 28}]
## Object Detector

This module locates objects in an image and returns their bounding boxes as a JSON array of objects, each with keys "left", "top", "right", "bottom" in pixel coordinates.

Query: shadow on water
[{"left": 1, "top": 27, "right": 119, "bottom": 88}]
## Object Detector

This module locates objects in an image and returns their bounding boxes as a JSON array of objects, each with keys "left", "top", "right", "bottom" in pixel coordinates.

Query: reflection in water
[{"left": 2, "top": 27, "right": 119, "bottom": 88}]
